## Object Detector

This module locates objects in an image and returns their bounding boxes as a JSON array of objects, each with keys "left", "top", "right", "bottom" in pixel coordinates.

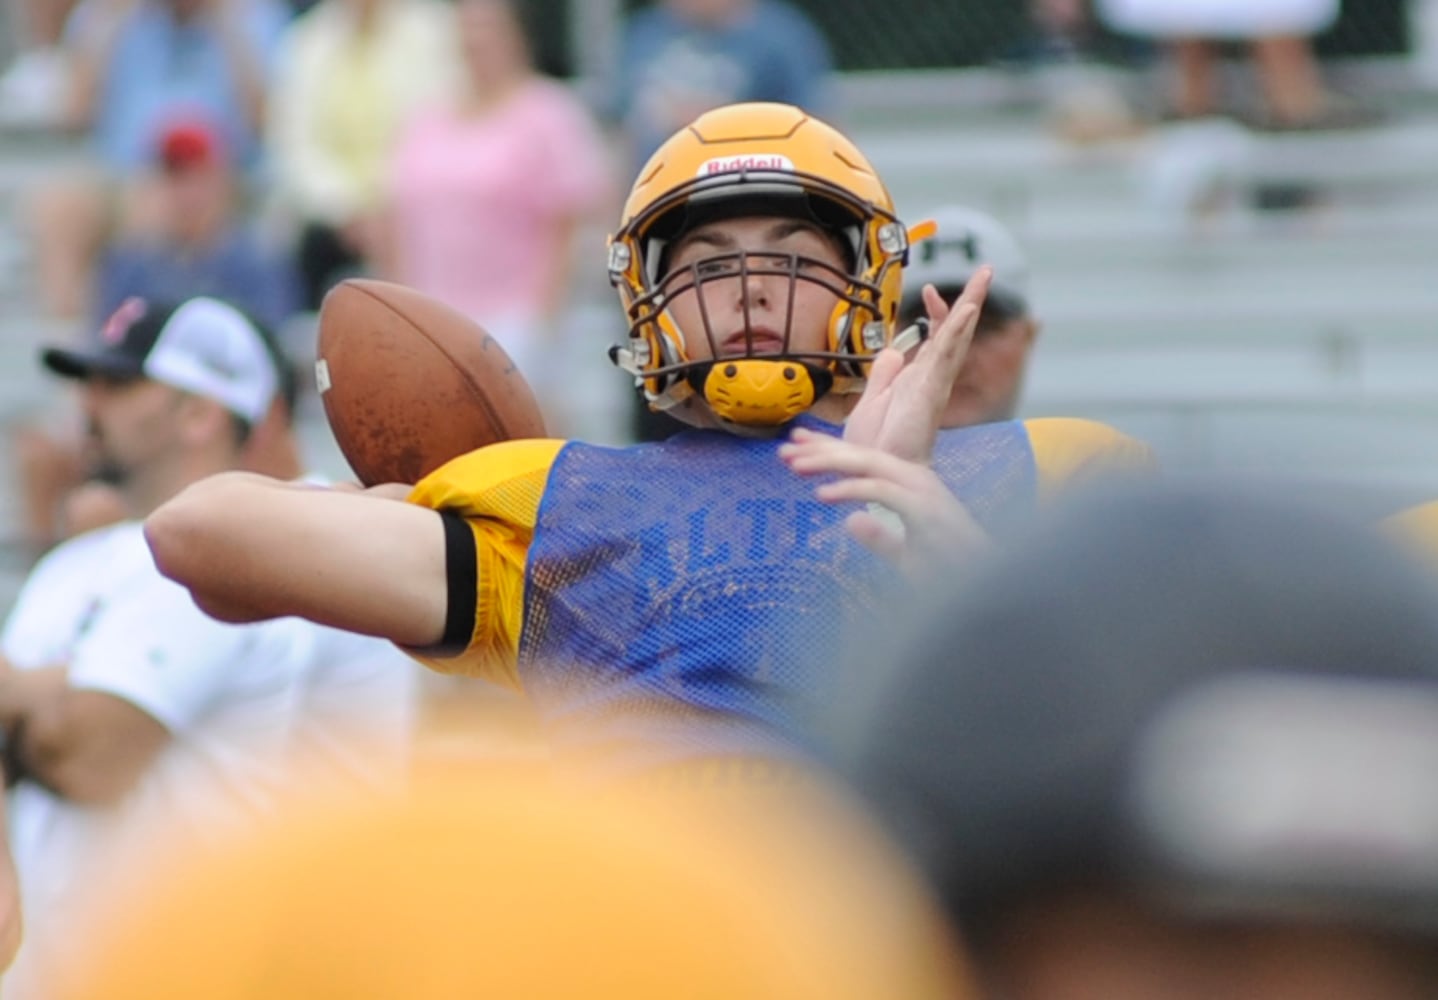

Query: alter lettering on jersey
[
  {"left": 696, "top": 154, "right": 795, "bottom": 178},
  {"left": 633, "top": 498, "right": 848, "bottom": 608},
  {"left": 792, "top": 499, "right": 839, "bottom": 557},
  {"left": 736, "top": 498, "right": 785, "bottom": 560},
  {"left": 685, "top": 508, "right": 732, "bottom": 571}
]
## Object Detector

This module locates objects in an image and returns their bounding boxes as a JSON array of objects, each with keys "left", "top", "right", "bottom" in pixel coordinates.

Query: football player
[{"left": 146, "top": 102, "right": 1150, "bottom": 781}]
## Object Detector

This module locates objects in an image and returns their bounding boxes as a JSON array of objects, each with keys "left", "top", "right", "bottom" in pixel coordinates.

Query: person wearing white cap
[
  {"left": 0, "top": 296, "right": 416, "bottom": 1000},
  {"left": 898, "top": 206, "right": 1040, "bottom": 430}
]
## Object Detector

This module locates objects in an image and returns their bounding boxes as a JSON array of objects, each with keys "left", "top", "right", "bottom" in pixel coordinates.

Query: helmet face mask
[{"left": 607, "top": 104, "right": 909, "bottom": 429}]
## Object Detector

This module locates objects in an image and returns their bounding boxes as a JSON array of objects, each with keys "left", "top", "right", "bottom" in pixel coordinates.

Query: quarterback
[{"left": 146, "top": 103, "right": 1150, "bottom": 776}]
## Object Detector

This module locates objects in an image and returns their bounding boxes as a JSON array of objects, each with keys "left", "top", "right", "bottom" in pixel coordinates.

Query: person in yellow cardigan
[{"left": 267, "top": 0, "right": 461, "bottom": 308}]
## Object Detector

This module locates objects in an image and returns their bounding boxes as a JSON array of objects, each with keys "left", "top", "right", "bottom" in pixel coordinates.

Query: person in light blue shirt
[
  {"left": 613, "top": 0, "right": 834, "bottom": 171},
  {"left": 29, "top": 0, "right": 290, "bottom": 322},
  {"left": 62, "top": 0, "right": 290, "bottom": 175}
]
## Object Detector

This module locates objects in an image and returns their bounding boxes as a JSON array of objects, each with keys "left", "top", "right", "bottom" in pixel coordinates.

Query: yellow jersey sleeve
[
  {"left": 1023, "top": 417, "right": 1156, "bottom": 504},
  {"left": 403, "top": 438, "right": 565, "bottom": 689}
]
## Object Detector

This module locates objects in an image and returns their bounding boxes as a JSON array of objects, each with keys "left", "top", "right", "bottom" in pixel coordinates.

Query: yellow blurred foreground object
[{"left": 57, "top": 766, "right": 972, "bottom": 999}]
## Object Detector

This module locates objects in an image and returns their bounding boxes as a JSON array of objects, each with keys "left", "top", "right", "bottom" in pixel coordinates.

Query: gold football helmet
[{"left": 608, "top": 102, "right": 911, "bottom": 429}]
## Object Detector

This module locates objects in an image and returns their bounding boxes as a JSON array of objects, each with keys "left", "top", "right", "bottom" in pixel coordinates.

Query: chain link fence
[
  {"left": 797, "top": 0, "right": 1411, "bottom": 69},
  {"left": 529, "top": 0, "right": 1413, "bottom": 79}
]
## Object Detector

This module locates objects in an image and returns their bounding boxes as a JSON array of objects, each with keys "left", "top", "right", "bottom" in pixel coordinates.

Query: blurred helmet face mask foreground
[{"left": 608, "top": 102, "right": 911, "bottom": 430}]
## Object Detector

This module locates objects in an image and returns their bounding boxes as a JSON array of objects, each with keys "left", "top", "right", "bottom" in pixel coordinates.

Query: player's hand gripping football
[{"left": 841, "top": 266, "right": 992, "bottom": 464}]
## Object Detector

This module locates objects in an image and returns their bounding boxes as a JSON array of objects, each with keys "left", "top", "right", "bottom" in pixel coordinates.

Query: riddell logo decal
[{"left": 697, "top": 154, "right": 795, "bottom": 177}]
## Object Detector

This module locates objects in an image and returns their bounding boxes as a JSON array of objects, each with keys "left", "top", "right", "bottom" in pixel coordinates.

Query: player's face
[
  {"left": 940, "top": 314, "right": 1037, "bottom": 428},
  {"left": 79, "top": 377, "right": 186, "bottom": 485},
  {"left": 662, "top": 216, "right": 849, "bottom": 365}
]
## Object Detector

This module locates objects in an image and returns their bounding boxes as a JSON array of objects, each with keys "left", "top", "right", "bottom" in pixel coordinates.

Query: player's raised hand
[
  {"left": 780, "top": 427, "right": 990, "bottom": 581},
  {"left": 842, "top": 267, "right": 992, "bottom": 464}
]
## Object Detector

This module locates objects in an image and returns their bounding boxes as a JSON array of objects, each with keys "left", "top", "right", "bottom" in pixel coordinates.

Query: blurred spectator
[
  {"left": 1026, "top": 0, "right": 1092, "bottom": 59},
  {"left": 49, "top": 766, "right": 973, "bottom": 1000},
  {"left": 61, "top": 0, "right": 286, "bottom": 166},
  {"left": 612, "top": 0, "right": 834, "bottom": 171},
  {"left": 0, "top": 800, "right": 18, "bottom": 975},
  {"left": 95, "top": 118, "right": 301, "bottom": 332},
  {"left": 0, "top": 0, "right": 78, "bottom": 127},
  {"left": 10, "top": 288, "right": 303, "bottom": 558},
  {"left": 26, "top": 0, "right": 290, "bottom": 319},
  {"left": 1022, "top": 0, "right": 1149, "bottom": 144},
  {"left": 378, "top": 0, "right": 613, "bottom": 400},
  {"left": 0, "top": 297, "right": 415, "bottom": 1000},
  {"left": 899, "top": 206, "right": 1040, "bottom": 429},
  {"left": 1096, "top": 0, "right": 1376, "bottom": 128},
  {"left": 833, "top": 483, "right": 1438, "bottom": 999},
  {"left": 267, "top": 0, "right": 460, "bottom": 311},
  {"left": 611, "top": 0, "right": 836, "bottom": 442}
]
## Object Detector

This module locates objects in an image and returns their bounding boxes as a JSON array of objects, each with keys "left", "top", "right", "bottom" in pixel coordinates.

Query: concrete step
[
  {"left": 1035, "top": 272, "right": 1437, "bottom": 345},
  {"left": 860, "top": 112, "right": 1438, "bottom": 233},
  {"left": 1026, "top": 330, "right": 1438, "bottom": 405},
  {"left": 1020, "top": 396, "right": 1438, "bottom": 518}
]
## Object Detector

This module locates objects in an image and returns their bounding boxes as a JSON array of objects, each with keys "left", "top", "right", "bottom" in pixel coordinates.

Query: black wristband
[{"left": 411, "top": 512, "right": 478, "bottom": 658}]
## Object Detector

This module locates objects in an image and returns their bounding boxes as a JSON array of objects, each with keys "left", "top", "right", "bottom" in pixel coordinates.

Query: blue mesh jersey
[{"left": 517, "top": 417, "right": 1038, "bottom": 772}]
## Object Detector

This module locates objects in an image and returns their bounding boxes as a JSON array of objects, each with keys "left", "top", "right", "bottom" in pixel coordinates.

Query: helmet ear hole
[
  {"left": 828, "top": 299, "right": 886, "bottom": 379},
  {"left": 646, "top": 310, "right": 688, "bottom": 394},
  {"left": 827, "top": 300, "right": 852, "bottom": 356}
]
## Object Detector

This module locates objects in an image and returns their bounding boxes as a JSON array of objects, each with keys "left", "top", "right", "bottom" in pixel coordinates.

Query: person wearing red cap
[
  {"left": 25, "top": 0, "right": 290, "bottom": 320},
  {"left": 93, "top": 118, "right": 301, "bottom": 335}
]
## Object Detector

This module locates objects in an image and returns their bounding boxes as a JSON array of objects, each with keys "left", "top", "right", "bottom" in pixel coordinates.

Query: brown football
[{"left": 315, "top": 279, "right": 547, "bottom": 486}]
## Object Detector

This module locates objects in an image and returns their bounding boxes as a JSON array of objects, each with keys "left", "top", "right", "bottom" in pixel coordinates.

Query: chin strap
[{"left": 609, "top": 340, "right": 695, "bottom": 412}]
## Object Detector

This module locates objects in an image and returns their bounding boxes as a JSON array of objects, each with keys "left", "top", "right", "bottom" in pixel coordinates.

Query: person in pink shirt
[{"left": 380, "top": 0, "right": 614, "bottom": 401}]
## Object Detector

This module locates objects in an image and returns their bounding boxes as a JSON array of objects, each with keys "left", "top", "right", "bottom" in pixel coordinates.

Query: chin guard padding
[{"left": 693, "top": 359, "right": 828, "bottom": 426}]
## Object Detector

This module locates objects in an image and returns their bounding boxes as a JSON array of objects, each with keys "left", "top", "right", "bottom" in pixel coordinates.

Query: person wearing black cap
[
  {"left": 828, "top": 483, "right": 1438, "bottom": 999},
  {"left": 12, "top": 290, "right": 305, "bottom": 555},
  {"left": 0, "top": 296, "right": 415, "bottom": 1000}
]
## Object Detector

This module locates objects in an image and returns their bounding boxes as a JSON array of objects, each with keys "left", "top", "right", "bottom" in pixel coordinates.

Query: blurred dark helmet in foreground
[{"left": 838, "top": 483, "right": 1438, "bottom": 998}]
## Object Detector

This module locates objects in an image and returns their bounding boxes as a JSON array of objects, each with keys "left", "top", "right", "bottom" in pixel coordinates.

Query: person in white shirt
[
  {"left": 1094, "top": 0, "right": 1373, "bottom": 130},
  {"left": 0, "top": 296, "right": 415, "bottom": 999}
]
